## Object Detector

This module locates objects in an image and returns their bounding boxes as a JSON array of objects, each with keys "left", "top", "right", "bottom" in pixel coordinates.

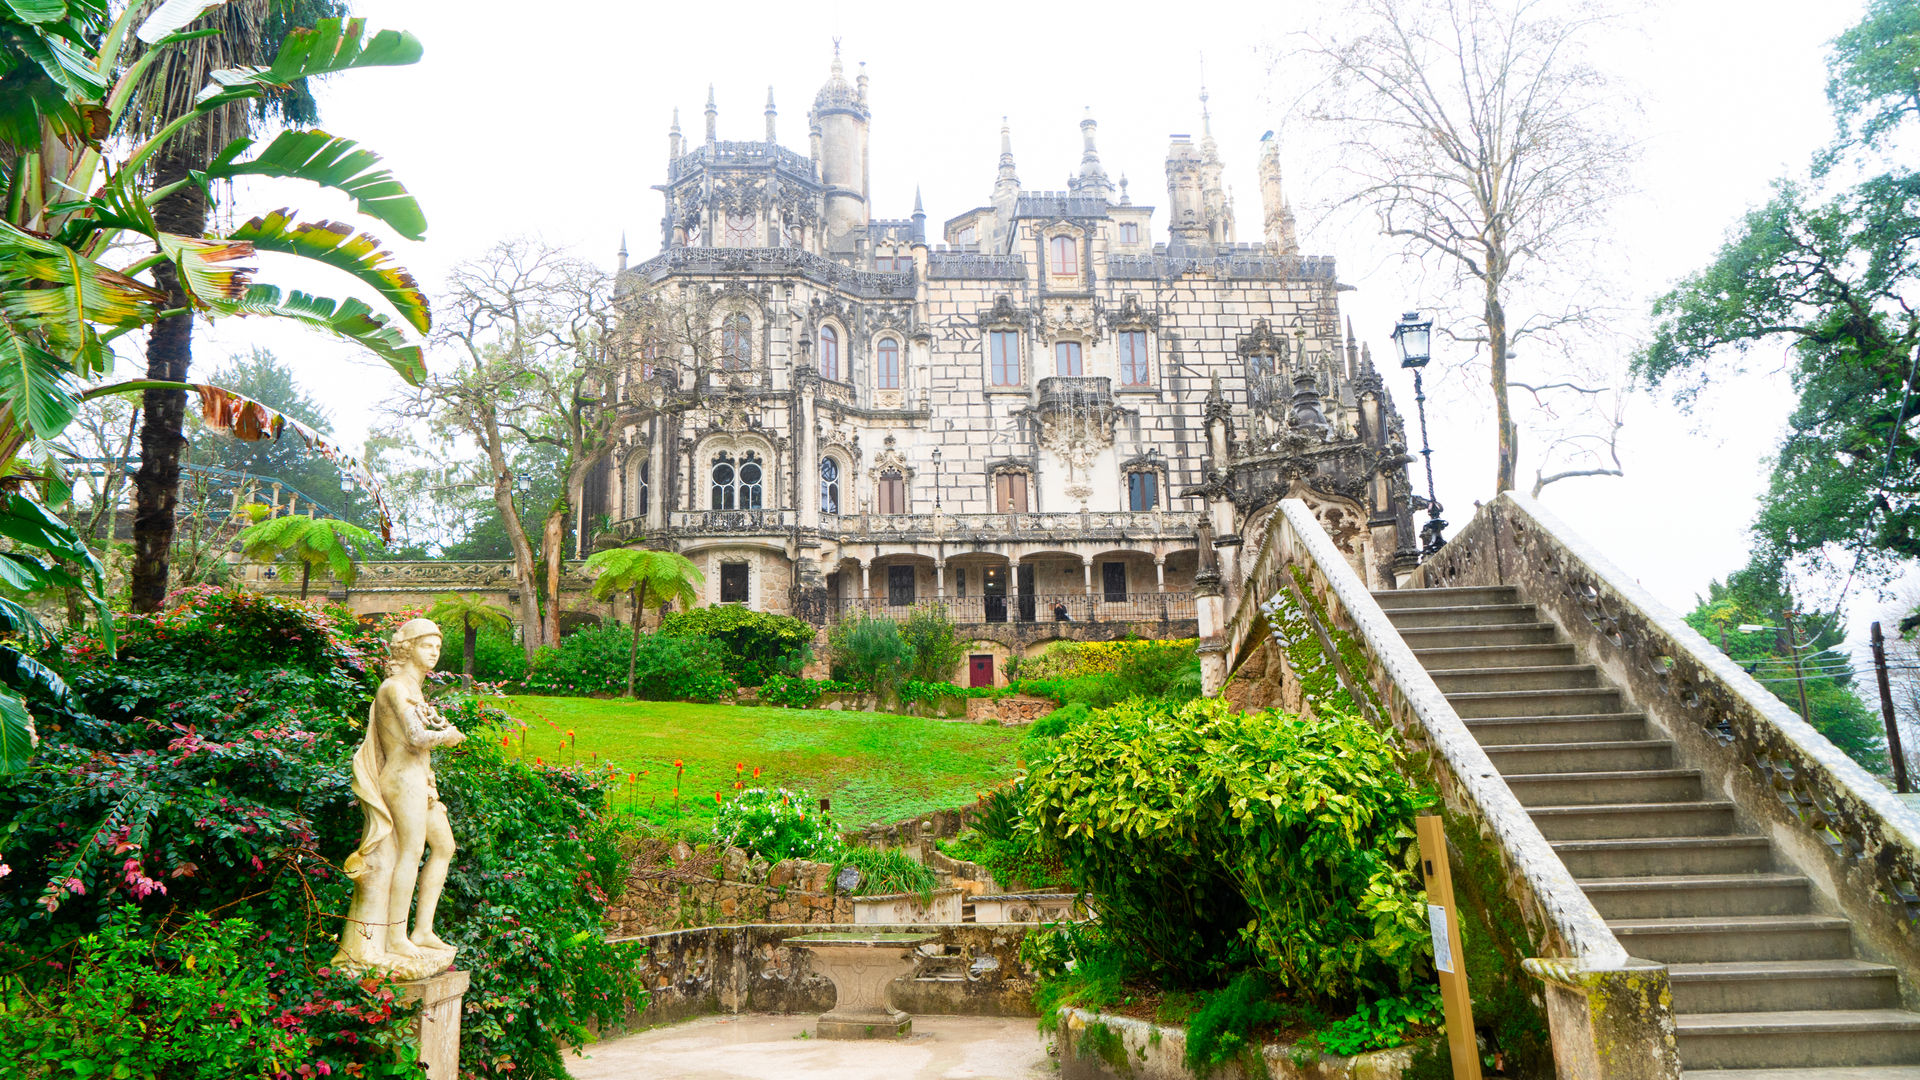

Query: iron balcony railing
[{"left": 828, "top": 592, "right": 1196, "bottom": 626}]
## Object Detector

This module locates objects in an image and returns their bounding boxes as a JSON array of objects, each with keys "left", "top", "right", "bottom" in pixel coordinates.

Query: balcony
[
  {"left": 667, "top": 509, "right": 797, "bottom": 532},
  {"left": 831, "top": 509, "right": 1201, "bottom": 543},
  {"left": 828, "top": 592, "right": 1196, "bottom": 626}
]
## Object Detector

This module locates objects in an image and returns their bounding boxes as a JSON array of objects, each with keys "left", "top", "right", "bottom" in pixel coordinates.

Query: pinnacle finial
[
  {"left": 670, "top": 107, "right": 680, "bottom": 133},
  {"left": 766, "top": 86, "right": 776, "bottom": 109},
  {"left": 707, "top": 84, "right": 716, "bottom": 108},
  {"left": 831, "top": 37, "right": 843, "bottom": 77},
  {"left": 913, "top": 185, "right": 924, "bottom": 213}
]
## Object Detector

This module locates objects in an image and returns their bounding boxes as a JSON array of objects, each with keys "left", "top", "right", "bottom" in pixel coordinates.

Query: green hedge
[{"left": 658, "top": 605, "right": 814, "bottom": 686}]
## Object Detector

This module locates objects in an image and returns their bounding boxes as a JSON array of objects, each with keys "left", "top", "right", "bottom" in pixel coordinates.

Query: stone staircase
[{"left": 1376, "top": 583, "right": 1920, "bottom": 1079}]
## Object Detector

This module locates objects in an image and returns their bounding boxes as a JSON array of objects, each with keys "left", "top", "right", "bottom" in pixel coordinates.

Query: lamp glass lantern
[{"left": 1392, "top": 311, "right": 1433, "bottom": 369}]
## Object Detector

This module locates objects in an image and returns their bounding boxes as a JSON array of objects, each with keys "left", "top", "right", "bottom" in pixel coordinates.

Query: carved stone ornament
[
  {"left": 713, "top": 174, "right": 768, "bottom": 215},
  {"left": 981, "top": 294, "right": 1028, "bottom": 328},
  {"left": 1105, "top": 292, "right": 1161, "bottom": 330},
  {"left": 1237, "top": 318, "right": 1290, "bottom": 358},
  {"left": 870, "top": 434, "right": 915, "bottom": 478}
]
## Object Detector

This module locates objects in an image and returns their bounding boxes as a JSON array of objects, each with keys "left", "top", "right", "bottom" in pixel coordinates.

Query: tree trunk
[
  {"left": 541, "top": 504, "right": 565, "bottom": 646},
  {"left": 128, "top": 154, "right": 206, "bottom": 612},
  {"left": 627, "top": 581, "right": 648, "bottom": 698},
  {"left": 463, "top": 613, "right": 476, "bottom": 681},
  {"left": 1487, "top": 281, "right": 1517, "bottom": 493},
  {"left": 299, "top": 560, "right": 311, "bottom": 600},
  {"left": 484, "top": 446, "right": 543, "bottom": 663}
]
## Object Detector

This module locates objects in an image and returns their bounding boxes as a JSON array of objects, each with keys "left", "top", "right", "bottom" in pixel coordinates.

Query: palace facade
[{"left": 596, "top": 47, "right": 1423, "bottom": 683}]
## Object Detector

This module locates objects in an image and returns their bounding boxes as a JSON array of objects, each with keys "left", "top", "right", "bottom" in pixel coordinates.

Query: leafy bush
[
  {"left": 1307, "top": 988, "right": 1442, "bottom": 1057},
  {"left": 827, "top": 615, "right": 914, "bottom": 697},
  {"left": 943, "top": 784, "right": 1067, "bottom": 890},
  {"left": 1010, "top": 673, "right": 1128, "bottom": 709},
  {"left": 759, "top": 672, "right": 824, "bottom": 708},
  {"left": 526, "top": 626, "right": 735, "bottom": 701},
  {"left": 0, "top": 906, "right": 418, "bottom": 1078},
  {"left": 1024, "top": 696, "right": 1433, "bottom": 999},
  {"left": 830, "top": 845, "right": 939, "bottom": 902},
  {"left": 900, "top": 604, "right": 967, "bottom": 684},
  {"left": 436, "top": 622, "right": 529, "bottom": 684},
  {"left": 0, "top": 589, "right": 645, "bottom": 1077},
  {"left": 659, "top": 605, "right": 815, "bottom": 686},
  {"left": 897, "top": 679, "right": 992, "bottom": 705},
  {"left": 712, "top": 787, "right": 841, "bottom": 861},
  {"left": 1027, "top": 701, "right": 1092, "bottom": 741}
]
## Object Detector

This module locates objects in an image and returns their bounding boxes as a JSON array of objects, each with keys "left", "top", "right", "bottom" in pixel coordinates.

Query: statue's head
[{"left": 389, "top": 617, "right": 443, "bottom": 671}]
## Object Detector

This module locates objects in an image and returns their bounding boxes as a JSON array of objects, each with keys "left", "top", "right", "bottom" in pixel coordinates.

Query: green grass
[{"left": 494, "top": 696, "right": 1024, "bottom": 828}]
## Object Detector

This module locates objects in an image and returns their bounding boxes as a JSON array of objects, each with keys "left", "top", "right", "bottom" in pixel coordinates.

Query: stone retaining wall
[
  {"left": 965, "top": 694, "right": 1055, "bottom": 725},
  {"left": 613, "top": 922, "right": 1040, "bottom": 1031},
  {"left": 1057, "top": 1009, "right": 1417, "bottom": 1080},
  {"left": 605, "top": 848, "right": 855, "bottom": 936}
]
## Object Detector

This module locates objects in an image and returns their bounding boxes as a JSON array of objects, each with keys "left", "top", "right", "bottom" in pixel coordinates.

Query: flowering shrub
[
  {"left": 710, "top": 787, "right": 841, "bottom": 861},
  {"left": 0, "top": 589, "right": 645, "bottom": 1077}
]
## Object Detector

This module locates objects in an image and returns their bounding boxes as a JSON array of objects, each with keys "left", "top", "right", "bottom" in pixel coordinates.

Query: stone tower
[
  {"left": 1259, "top": 135, "right": 1299, "bottom": 257},
  {"left": 811, "top": 44, "right": 871, "bottom": 252}
]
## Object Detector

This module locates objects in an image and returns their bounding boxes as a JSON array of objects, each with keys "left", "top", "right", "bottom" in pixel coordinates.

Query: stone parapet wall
[
  {"left": 613, "top": 922, "right": 1040, "bottom": 1031},
  {"left": 965, "top": 694, "right": 1055, "bottom": 726},
  {"left": 1056, "top": 1009, "right": 1415, "bottom": 1080}
]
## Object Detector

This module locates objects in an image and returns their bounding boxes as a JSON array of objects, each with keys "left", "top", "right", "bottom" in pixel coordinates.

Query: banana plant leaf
[
  {"left": 230, "top": 209, "right": 428, "bottom": 334},
  {"left": 156, "top": 232, "right": 253, "bottom": 308},
  {"left": 193, "top": 18, "right": 422, "bottom": 112},
  {"left": 220, "top": 284, "right": 424, "bottom": 384},
  {"left": 205, "top": 130, "right": 426, "bottom": 241},
  {"left": 0, "top": 313, "right": 79, "bottom": 439},
  {"left": 0, "top": 682, "right": 35, "bottom": 776}
]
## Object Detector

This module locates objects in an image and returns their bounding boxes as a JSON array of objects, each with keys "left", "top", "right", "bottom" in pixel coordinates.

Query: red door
[{"left": 969, "top": 654, "right": 994, "bottom": 688}]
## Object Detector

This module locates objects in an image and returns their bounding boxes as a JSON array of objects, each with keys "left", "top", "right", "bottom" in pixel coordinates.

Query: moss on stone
[{"left": 1433, "top": 807, "right": 1555, "bottom": 1078}]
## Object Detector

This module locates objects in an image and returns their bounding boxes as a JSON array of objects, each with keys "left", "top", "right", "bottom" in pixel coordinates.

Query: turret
[
  {"left": 617, "top": 233, "right": 628, "bottom": 273},
  {"left": 1070, "top": 108, "right": 1112, "bottom": 200},
  {"left": 1198, "top": 86, "right": 1232, "bottom": 243},
  {"left": 1258, "top": 134, "right": 1299, "bottom": 257},
  {"left": 911, "top": 186, "right": 926, "bottom": 245},
  {"left": 991, "top": 118, "right": 1022, "bottom": 244},
  {"left": 669, "top": 107, "right": 683, "bottom": 161},
  {"left": 704, "top": 84, "right": 717, "bottom": 145},
  {"left": 765, "top": 86, "right": 777, "bottom": 143},
  {"left": 811, "top": 42, "right": 871, "bottom": 252},
  {"left": 1165, "top": 134, "right": 1207, "bottom": 246}
]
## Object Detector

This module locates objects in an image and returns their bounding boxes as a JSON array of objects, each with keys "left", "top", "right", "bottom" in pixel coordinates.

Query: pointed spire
[
  {"left": 618, "top": 232, "right": 628, "bottom": 272},
  {"left": 1072, "top": 107, "right": 1112, "bottom": 200},
  {"left": 995, "top": 117, "right": 1020, "bottom": 193},
  {"left": 911, "top": 186, "right": 926, "bottom": 244},
  {"left": 856, "top": 60, "right": 868, "bottom": 106},
  {"left": 765, "top": 85, "right": 777, "bottom": 142},
  {"left": 669, "top": 107, "right": 683, "bottom": 160},
  {"left": 704, "top": 84, "right": 717, "bottom": 143}
]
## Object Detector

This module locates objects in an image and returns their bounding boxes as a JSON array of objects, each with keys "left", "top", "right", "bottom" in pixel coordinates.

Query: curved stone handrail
[
  {"left": 1419, "top": 493, "right": 1920, "bottom": 978},
  {"left": 1268, "top": 499, "right": 1629, "bottom": 969}
]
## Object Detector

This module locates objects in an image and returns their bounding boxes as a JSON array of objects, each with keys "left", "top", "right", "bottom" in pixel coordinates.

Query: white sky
[{"left": 186, "top": 0, "right": 1872, "bottom": 624}]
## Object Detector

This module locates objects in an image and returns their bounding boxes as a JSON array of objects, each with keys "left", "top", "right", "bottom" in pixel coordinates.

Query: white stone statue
[{"left": 333, "top": 618, "right": 466, "bottom": 979}]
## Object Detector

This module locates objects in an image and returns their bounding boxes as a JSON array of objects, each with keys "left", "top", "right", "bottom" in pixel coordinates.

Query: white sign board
[{"left": 1429, "top": 903, "right": 1453, "bottom": 973}]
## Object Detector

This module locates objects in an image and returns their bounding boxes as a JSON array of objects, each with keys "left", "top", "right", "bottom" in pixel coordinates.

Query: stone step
[
  {"left": 1506, "top": 768, "right": 1703, "bottom": 807},
  {"left": 1553, "top": 836, "right": 1773, "bottom": 878},
  {"left": 1370, "top": 586, "right": 1520, "bottom": 610},
  {"left": 1531, "top": 800, "right": 1737, "bottom": 841},
  {"left": 1675, "top": 1010, "right": 1920, "bottom": 1071},
  {"left": 1447, "top": 687, "right": 1626, "bottom": 718},
  {"left": 1484, "top": 739, "right": 1676, "bottom": 774},
  {"left": 1668, "top": 959, "right": 1903, "bottom": 1014},
  {"left": 1466, "top": 713, "right": 1652, "bottom": 746},
  {"left": 1411, "top": 642, "right": 1579, "bottom": 670},
  {"left": 1381, "top": 603, "right": 1541, "bottom": 629},
  {"left": 1689, "top": 1060, "right": 1920, "bottom": 1068},
  {"left": 1610, "top": 914, "right": 1855, "bottom": 964},
  {"left": 1428, "top": 664, "right": 1603, "bottom": 693},
  {"left": 1581, "top": 873, "right": 1812, "bottom": 920},
  {"left": 1396, "top": 622, "right": 1561, "bottom": 648}
]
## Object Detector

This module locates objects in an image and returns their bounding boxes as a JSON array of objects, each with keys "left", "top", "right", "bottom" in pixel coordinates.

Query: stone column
[
  {"left": 1154, "top": 554, "right": 1166, "bottom": 593},
  {"left": 860, "top": 560, "right": 871, "bottom": 599},
  {"left": 935, "top": 560, "right": 946, "bottom": 599},
  {"left": 1083, "top": 559, "right": 1094, "bottom": 596},
  {"left": 798, "top": 379, "right": 820, "bottom": 530},
  {"left": 397, "top": 969, "right": 470, "bottom": 1080},
  {"left": 647, "top": 419, "right": 669, "bottom": 530}
]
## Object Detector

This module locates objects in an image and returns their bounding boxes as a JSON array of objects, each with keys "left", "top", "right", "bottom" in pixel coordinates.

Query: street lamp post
[{"left": 1392, "top": 311, "right": 1446, "bottom": 556}]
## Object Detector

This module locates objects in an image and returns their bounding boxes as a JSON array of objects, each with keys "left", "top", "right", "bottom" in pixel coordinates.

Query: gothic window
[
  {"left": 710, "top": 451, "right": 764, "bottom": 510},
  {"left": 877, "top": 337, "right": 900, "bottom": 390},
  {"left": 635, "top": 460, "right": 650, "bottom": 517},
  {"left": 738, "top": 452, "right": 764, "bottom": 509},
  {"left": 820, "top": 457, "right": 841, "bottom": 515},
  {"left": 994, "top": 472, "right": 1029, "bottom": 513},
  {"left": 720, "top": 562, "right": 749, "bottom": 603},
  {"left": 1127, "top": 470, "right": 1158, "bottom": 511},
  {"left": 887, "top": 564, "right": 916, "bottom": 607},
  {"left": 875, "top": 251, "right": 896, "bottom": 272},
  {"left": 819, "top": 325, "right": 839, "bottom": 381},
  {"left": 989, "top": 330, "right": 1021, "bottom": 387},
  {"left": 1119, "top": 330, "right": 1151, "bottom": 386},
  {"left": 876, "top": 469, "right": 906, "bottom": 515},
  {"left": 1049, "top": 235, "right": 1079, "bottom": 276},
  {"left": 711, "top": 453, "right": 736, "bottom": 510},
  {"left": 721, "top": 314, "right": 751, "bottom": 370},
  {"left": 957, "top": 226, "right": 977, "bottom": 245},
  {"left": 725, "top": 212, "right": 755, "bottom": 247},
  {"left": 1118, "top": 221, "right": 1140, "bottom": 243},
  {"left": 1055, "top": 341, "right": 1084, "bottom": 378}
]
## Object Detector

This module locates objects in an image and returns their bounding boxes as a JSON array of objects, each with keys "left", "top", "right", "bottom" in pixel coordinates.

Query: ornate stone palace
[{"left": 594, "top": 47, "right": 1424, "bottom": 682}]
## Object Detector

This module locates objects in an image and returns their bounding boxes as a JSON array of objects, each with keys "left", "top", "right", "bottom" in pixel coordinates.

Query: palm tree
[
  {"left": 236, "top": 514, "right": 378, "bottom": 600},
  {"left": 427, "top": 594, "right": 512, "bottom": 681},
  {"left": 585, "top": 548, "right": 704, "bottom": 697}
]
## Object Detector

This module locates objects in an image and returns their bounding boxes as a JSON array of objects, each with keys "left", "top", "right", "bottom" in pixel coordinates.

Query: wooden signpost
[{"left": 1417, "top": 815, "right": 1484, "bottom": 1079}]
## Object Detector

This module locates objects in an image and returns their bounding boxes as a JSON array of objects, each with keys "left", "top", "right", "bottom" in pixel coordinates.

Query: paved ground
[{"left": 566, "top": 1014, "right": 1055, "bottom": 1080}]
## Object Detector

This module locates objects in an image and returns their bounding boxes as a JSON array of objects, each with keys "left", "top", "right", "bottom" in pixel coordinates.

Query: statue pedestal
[
  {"left": 396, "top": 969, "right": 469, "bottom": 1079},
  {"left": 786, "top": 932, "right": 933, "bottom": 1039}
]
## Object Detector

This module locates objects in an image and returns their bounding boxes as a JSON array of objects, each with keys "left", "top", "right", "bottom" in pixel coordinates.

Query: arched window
[
  {"left": 989, "top": 330, "right": 1020, "bottom": 387},
  {"left": 1119, "top": 330, "right": 1150, "bottom": 386},
  {"left": 1049, "top": 235, "right": 1079, "bottom": 276},
  {"left": 1055, "top": 341, "right": 1083, "bottom": 377},
  {"left": 721, "top": 314, "right": 751, "bottom": 370},
  {"left": 877, "top": 337, "right": 900, "bottom": 390},
  {"left": 738, "top": 452, "right": 763, "bottom": 509},
  {"left": 635, "top": 460, "right": 650, "bottom": 517},
  {"left": 1127, "top": 470, "right": 1158, "bottom": 511},
  {"left": 819, "top": 325, "right": 839, "bottom": 381},
  {"left": 820, "top": 457, "right": 841, "bottom": 515},
  {"left": 876, "top": 469, "right": 906, "bottom": 515},
  {"left": 711, "top": 452, "right": 736, "bottom": 510},
  {"left": 724, "top": 211, "right": 755, "bottom": 247}
]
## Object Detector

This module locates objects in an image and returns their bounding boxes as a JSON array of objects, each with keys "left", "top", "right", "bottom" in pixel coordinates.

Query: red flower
[
  {"left": 673, "top": 759, "right": 683, "bottom": 768},
  {"left": 713, "top": 792, "right": 723, "bottom": 804}
]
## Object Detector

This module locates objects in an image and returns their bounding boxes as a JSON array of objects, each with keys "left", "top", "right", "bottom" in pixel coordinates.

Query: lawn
[{"left": 493, "top": 695, "right": 1026, "bottom": 829}]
